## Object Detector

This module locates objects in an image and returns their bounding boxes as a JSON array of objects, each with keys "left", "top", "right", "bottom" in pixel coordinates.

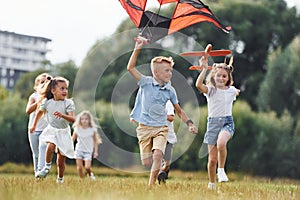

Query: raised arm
[
  {"left": 127, "top": 36, "right": 147, "bottom": 81},
  {"left": 195, "top": 56, "right": 209, "bottom": 94}
]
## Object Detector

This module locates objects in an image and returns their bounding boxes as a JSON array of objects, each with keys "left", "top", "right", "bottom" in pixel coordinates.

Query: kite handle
[
  {"left": 134, "top": 35, "right": 150, "bottom": 44},
  {"left": 205, "top": 44, "right": 212, "bottom": 57}
]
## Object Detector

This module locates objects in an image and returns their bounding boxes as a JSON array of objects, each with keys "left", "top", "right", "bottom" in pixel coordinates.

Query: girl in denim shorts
[
  {"left": 195, "top": 55, "right": 240, "bottom": 190},
  {"left": 72, "top": 111, "right": 102, "bottom": 180}
]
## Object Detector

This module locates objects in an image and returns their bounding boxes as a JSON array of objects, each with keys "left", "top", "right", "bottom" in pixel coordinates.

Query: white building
[{"left": 0, "top": 30, "right": 51, "bottom": 89}]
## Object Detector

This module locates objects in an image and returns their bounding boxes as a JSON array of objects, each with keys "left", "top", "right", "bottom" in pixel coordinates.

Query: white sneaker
[
  {"left": 89, "top": 173, "right": 96, "bottom": 181},
  {"left": 217, "top": 170, "right": 229, "bottom": 182},
  {"left": 208, "top": 182, "right": 216, "bottom": 190},
  {"left": 56, "top": 177, "right": 64, "bottom": 184},
  {"left": 35, "top": 167, "right": 50, "bottom": 178}
]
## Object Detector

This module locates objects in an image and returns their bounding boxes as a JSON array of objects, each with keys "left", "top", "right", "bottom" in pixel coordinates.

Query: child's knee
[
  {"left": 142, "top": 157, "right": 152, "bottom": 167},
  {"left": 152, "top": 150, "right": 163, "bottom": 161}
]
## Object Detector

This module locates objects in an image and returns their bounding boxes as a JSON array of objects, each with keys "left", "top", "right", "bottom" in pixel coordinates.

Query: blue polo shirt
[{"left": 130, "top": 75, "right": 178, "bottom": 126}]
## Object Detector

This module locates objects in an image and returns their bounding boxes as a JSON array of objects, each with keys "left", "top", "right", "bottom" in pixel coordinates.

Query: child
[
  {"left": 127, "top": 36, "right": 198, "bottom": 188},
  {"left": 195, "top": 55, "right": 240, "bottom": 190},
  {"left": 30, "top": 76, "right": 75, "bottom": 183},
  {"left": 26, "top": 73, "right": 52, "bottom": 177},
  {"left": 72, "top": 110, "right": 102, "bottom": 180},
  {"left": 157, "top": 100, "right": 177, "bottom": 184}
]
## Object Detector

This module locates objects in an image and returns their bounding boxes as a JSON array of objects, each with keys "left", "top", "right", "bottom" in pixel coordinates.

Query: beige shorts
[{"left": 136, "top": 124, "right": 168, "bottom": 160}]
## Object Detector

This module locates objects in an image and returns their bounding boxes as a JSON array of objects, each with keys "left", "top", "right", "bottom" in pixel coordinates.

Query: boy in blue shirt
[{"left": 128, "top": 36, "right": 198, "bottom": 188}]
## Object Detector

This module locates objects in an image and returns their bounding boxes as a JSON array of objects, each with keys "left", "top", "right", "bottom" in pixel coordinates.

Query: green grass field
[{"left": 0, "top": 163, "right": 299, "bottom": 200}]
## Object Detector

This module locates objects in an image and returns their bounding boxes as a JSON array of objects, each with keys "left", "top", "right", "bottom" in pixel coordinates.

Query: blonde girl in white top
[
  {"left": 26, "top": 72, "right": 52, "bottom": 177},
  {"left": 72, "top": 110, "right": 102, "bottom": 180},
  {"left": 196, "top": 56, "right": 240, "bottom": 190},
  {"left": 30, "top": 76, "right": 75, "bottom": 183}
]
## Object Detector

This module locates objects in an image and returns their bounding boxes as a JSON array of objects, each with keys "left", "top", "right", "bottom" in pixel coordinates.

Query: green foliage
[
  {"left": 0, "top": 85, "right": 9, "bottom": 100},
  {"left": 258, "top": 35, "right": 300, "bottom": 116},
  {"left": 0, "top": 95, "right": 31, "bottom": 165}
]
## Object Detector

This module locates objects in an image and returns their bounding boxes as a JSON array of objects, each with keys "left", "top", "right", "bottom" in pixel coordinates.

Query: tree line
[{"left": 0, "top": 0, "right": 300, "bottom": 178}]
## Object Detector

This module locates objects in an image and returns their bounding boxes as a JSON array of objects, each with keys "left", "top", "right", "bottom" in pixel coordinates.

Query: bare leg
[
  {"left": 207, "top": 145, "right": 218, "bottom": 183},
  {"left": 84, "top": 160, "right": 92, "bottom": 176},
  {"left": 56, "top": 152, "right": 66, "bottom": 178},
  {"left": 76, "top": 159, "right": 85, "bottom": 178},
  {"left": 45, "top": 143, "right": 55, "bottom": 163},
  {"left": 217, "top": 131, "right": 231, "bottom": 168},
  {"left": 148, "top": 149, "right": 163, "bottom": 187}
]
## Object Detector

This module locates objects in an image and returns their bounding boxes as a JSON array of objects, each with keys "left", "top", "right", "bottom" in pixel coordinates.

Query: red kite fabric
[{"left": 119, "top": 0, "right": 231, "bottom": 42}]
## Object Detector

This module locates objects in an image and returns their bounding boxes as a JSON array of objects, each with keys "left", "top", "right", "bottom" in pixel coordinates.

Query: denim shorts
[
  {"left": 74, "top": 150, "right": 93, "bottom": 161},
  {"left": 203, "top": 116, "right": 235, "bottom": 145}
]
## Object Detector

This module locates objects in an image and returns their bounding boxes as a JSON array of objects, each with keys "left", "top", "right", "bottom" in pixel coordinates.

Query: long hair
[
  {"left": 206, "top": 63, "right": 234, "bottom": 96},
  {"left": 40, "top": 76, "right": 69, "bottom": 100},
  {"left": 73, "top": 110, "right": 102, "bottom": 144},
  {"left": 33, "top": 73, "right": 52, "bottom": 92}
]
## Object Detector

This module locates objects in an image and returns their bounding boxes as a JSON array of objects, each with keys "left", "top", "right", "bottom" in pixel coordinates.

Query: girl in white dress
[
  {"left": 72, "top": 110, "right": 102, "bottom": 180},
  {"left": 30, "top": 76, "right": 75, "bottom": 183}
]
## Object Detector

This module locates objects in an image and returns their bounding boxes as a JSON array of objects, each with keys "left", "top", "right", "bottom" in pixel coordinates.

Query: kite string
[{"left": 139, "top": 1, "right": 163, "bottom": 38}]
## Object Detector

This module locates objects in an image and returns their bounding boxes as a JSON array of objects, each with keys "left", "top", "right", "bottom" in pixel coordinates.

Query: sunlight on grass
[{"left": 0, "top": 164, "right": 300, "bottom": 200}]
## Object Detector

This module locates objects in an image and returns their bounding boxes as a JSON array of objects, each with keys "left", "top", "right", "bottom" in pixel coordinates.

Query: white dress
[{"left": 40, "top": 98, "right": 75, "bottom": 158}]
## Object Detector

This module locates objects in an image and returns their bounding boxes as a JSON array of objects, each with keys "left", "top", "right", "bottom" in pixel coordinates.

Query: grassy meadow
[{"left": 0, "top": 163, "right": 300, "bottom": 200}]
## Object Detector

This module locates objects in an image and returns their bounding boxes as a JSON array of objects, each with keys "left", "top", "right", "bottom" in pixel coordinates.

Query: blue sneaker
[{"left": 35, "top": 167, "right": 50, "bottom": 178}]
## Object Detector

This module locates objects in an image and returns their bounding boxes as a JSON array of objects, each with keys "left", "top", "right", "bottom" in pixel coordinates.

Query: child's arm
[
  {"left": 173, "top": 104, "right": 198, "bottom": 134},
  {"left": 93, "top": 132, "right": 99, "bottom": 158},
  {"left": 25, "top": 96, "right": 37, "bottom": 115},
  {"left": 54, "top": 111, "right": 75, "bottom": 123},
  {"left": 72, "top": 131, "right": 77, "bottom": 142},
  {"left": 127, "top": 36, "right": 145, "bottom": 81},
  {"left": 195, "top": 56, "right": 209, "bottom": 94},
  {"left": 29, "top": 110, "right": 44, "bottom": 133}
]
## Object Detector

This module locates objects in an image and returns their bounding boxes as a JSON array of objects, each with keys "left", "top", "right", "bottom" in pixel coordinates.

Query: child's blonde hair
[
  {"left": 33, "top": 73, "right": 52, "bottom": 91},
  {"left": 73, "top": 110, "right": 102, "bottom": 144},
  {"left": 150, "top": 56, "right": 174, "bottom": 72}
]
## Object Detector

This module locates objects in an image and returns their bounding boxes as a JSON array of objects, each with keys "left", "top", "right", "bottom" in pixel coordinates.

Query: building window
[
  {"left": 10, "top": 69, "right": 15, "bottom": 76},
  {"left": 2, "top": 68, "right": 6, "bottom": 76}
]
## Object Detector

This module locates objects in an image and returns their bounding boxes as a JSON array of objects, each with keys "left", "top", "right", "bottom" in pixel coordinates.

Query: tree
[{"left": 257, "top": 35, "right": 300, "bottom": 117}]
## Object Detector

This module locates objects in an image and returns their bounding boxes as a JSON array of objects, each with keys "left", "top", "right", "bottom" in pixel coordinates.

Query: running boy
[{"left": 127, "top": 36, "right": 198, "bottom": 188}]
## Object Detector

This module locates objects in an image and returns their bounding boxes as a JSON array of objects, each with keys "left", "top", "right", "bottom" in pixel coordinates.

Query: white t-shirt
[
  {"left": 204, "top": 86, "right": 238, "bottom": 117},
  {"left": 27, "top": 93, "right": 47, "bottom": 132},
  {"left": 166, "top": 101, "right": 177, "bottom": 144},
  {"left": 74, "top": 127, "right": 97, "bottom": 153}
]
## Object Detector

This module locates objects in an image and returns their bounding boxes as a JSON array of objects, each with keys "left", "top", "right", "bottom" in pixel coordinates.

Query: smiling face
[
  {"left": 80, "top": 114, "right": 91, "bottom": 128},
  {"left": 51, "top": 81, "right": 68, "bottom": 100},
  {"left": 214, "top": 68, "right": 230, "bottom": 89},
  {"left": 154, "top": 61, "right": 173, "bottom": 85}
]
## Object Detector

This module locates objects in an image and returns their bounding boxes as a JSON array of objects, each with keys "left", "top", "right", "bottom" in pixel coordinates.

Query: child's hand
[
  {"left": 29, "top": 126, "right": 35, "bottom": 133},
  {"left": 93, "top": 151, "right": 98, "bottom": 158},
  {"left": 53, "top": 111, "right": 63, "bottom": 119},
  {"left": 129, "top": 117, "right": 136, "bottom": 123},
  {"left": 134, "top": 35, "right": 148, "bottom": 49},
  {"left": 189, "top": 124, "right": 198, "bottom": 134},
  {"left": 199, "top": 56, "right": 208, "bottom": 70}
]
